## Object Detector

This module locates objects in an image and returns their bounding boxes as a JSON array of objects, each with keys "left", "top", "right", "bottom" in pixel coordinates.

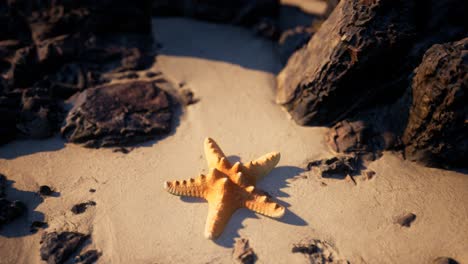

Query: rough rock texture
[
  {"left": 277, "top": 0, "right": 417, "bottom": 126},
  {"left": 327, "top": 120, "right": 384, "bottom": 157},
  {"left": 40, "top": 231, "right": 89, "bottom": 264},
  {"left": 61, "top": 81, "right": 173, "bottom": 148},
  {"left": 307, "top": 156, "right": 359, "bottom": 179},
  {"left": 153, "top": 0, "right": 279, "bottom": 26},
  {"left": 0, "top": 1, "right": 154, "bottom": 145},
  {"left": 233, "top": 238, "right": 256, "bottom": 264},
  {"left": 402, "top": 38, "right": 468, "bottom": 168}
]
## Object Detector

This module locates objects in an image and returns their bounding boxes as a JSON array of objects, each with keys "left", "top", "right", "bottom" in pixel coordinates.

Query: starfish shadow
[{"left": 213, "top": 165, "right": 308, "bottom": 248}]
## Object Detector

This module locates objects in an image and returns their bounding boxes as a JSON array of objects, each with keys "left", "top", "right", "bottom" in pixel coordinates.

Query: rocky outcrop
[
  {"left": 61, "top": 81, "right": 173, "bottom": 148},
  {"left": 153, "top": 0, "right": 279, "bottom": 26},
  {"left": 277, "top": 0, "right": 416, "bottom": 126},
  {"left": 0, "top": 1, "right": 154, "bottom": 145},
  {"left": 402, "top": 38, "right": 467, "bottom": 168}
]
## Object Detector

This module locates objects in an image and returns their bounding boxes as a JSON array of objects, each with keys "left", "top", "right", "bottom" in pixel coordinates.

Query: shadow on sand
[
  {"left": 177, "top": 163, "right": 307, "bottom": 248},
  {"left": 153, "top": 17, "right": 282, "bottom": 74},
  {"left": 0, "top": 179, "right": 50, "bottom": 238}
]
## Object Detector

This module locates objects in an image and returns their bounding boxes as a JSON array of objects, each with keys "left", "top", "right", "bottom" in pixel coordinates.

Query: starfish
[{"left": 164, "top": 138, "right": 285, "bottom": 239}]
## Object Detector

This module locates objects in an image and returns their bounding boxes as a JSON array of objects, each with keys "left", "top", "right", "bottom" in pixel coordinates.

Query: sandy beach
[{"left": 1, "top": 17, "right": 467, "bottom": 264}]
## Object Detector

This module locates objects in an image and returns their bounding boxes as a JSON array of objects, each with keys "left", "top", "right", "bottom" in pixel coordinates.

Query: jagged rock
[
  {"left": 152, "top": 0, "right": 279, "bottom": 26},
  {"left": 277, "top": 0, "right": 416, "bottom": 126},
  {"left": 402, "top": 38, "right": 468, "bottom": 168},
  {"left": 233, "top": 238, "right": 256, "bottom": 264},
  {"left": 40, "top": 231, "right": 88, "bottom": 264},
  {"left": 61, "top": 81, "right": 173, "bottom": 148},
  {"left": 16, "top": 86, "right": 64, "bottom": 139},
  {"left": 326, "top": 119, "right": 394, "bottom": 161},
  {"left": 0, "top": 1, "right": 154, "bottom": 145}
]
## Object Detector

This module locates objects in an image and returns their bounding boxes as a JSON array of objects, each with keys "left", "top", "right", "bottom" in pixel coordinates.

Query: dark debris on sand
[
  {"left": 233, "top": 238, "right": 257, "bottom": 264},
  {"left": 395, "top": 212, "right": 417, "bottom": 227},
  {"left": 71, "top": 201, "right": 96, "bottom": 215},
  {"left": 40, "top": 231, "right": 89, "bottom": 264},
  {"left": 292, "top": 239, "right": 349, "bottom": 264}
]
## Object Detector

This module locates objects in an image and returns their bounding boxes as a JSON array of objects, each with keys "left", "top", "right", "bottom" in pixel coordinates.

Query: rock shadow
[
  {"left": 153, "top": 17, "right": 281, "bottom": 74},
  {"left": 212, "top": 165, "right": 308, "bottom": 248},
  {"left": 0, "top": 137, "right": 65, "bottom": 160},
  {"left": 0, "top": 179, "right": 45, "bottom": 238}
]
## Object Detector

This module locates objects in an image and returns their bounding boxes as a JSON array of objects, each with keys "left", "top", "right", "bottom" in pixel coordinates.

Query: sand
[{"left": 1, "top": 17, "right": 467, "bottom": 264}]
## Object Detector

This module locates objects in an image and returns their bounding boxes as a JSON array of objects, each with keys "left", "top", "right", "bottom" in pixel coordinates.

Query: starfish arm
[
  {"left": 204, "top": 137, "right": 229, "bottom": 169},
  {"left": 204, "top": 179, "right": 239, "bottom": 239},
  {"left": 243, "top": 186, "right": 285, "bottom": 218},
  {"left": 164, "top": 174, "right": 208, "bottom": 198},
  {"left": 242, "top": 152, "right": 281, "bottom": 183}
]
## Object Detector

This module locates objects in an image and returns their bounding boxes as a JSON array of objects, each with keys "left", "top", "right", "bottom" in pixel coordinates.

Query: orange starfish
[{"left": 164, "top": 138, "right": 285, "bottom": 239}]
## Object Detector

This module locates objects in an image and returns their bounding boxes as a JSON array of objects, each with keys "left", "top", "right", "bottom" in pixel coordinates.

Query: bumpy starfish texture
[{"left": 164, "top": 137, "right": 284, "bottom": 239}]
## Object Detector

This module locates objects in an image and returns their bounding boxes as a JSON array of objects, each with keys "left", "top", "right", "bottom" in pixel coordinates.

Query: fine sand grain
[{"left": 1, "top": 18, "right": 467, "bottom": 264}]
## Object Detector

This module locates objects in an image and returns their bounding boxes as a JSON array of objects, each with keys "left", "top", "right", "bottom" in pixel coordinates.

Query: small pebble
[{"left": 39, "top": 185, "right": 53, "bottom": 196}]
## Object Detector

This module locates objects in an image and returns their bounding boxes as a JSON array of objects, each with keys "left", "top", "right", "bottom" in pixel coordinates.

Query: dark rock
[
  {"left": 326, "top": 120, "right": 389, "bottom": 161},
  {"left": 402, "top": 38, "right": 468, "bottom": 168},
  {"left": 433, "top": 257, "right": 459, "bottom": 264},
  {"left": 395, "top": 212, "right": 416, "bottom": 227},
  {"left": 112, "top": 147, "right": 133, "bottom": 154},
  {"left": 89, "top": 189, "right": 96, "bottom": 193},
  {"left": 307, "top": 156, "right": 358, "bottom": 178},
  {"left": 0, "top": 173, "right": 6, "bottom": 197},
  {"left": 39, "top": 185, "right": 53, "bottom": 196},
  {"left": 61, "top": 81, "right": 173, "bottom": 148},
  {"left": 16, "top": 87, "right": 65, "bottom": 139},
  {"left": 0, "top": 1, "right": 154, "bottom": 146},
  {"left": 153, "top": 0, "right": 279, "bottom": 26},
  {"left": 74, "top": 250, "right": 101, "bottom": 264},
  {"left": 40, "top": 231, "right": 88, "bottom": 264},
  {"left": 0, "top": 198, "right": 26, "bottom": 228},
  {"left": 233, "top": 238, "right": 256, "bottom": 264},
  {"left": 292, "top": 239, "right": 348, "bottom": 263},
  {"left": 277, "top": 0, "right": 417, "bottom": 126},
  {"left": 71, "top": 201, "right": 96, "bottom": 215},
  {"left": 30, "top": 220, "right": 48, "bottom": 233}
]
